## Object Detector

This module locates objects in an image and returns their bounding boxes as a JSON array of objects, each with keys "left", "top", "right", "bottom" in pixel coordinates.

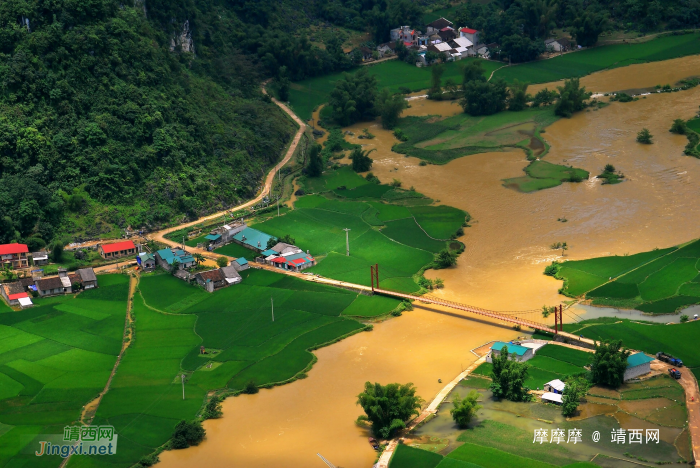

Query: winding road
[{"left": 149, "top": 85, "right": 307, "bottom": 255}]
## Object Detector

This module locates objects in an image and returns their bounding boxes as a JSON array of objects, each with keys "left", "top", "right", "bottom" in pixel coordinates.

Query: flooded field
[
  {"left": 158, "top": 308, "right": 519, "bottom": 468},
  {"left": 413, "top": 377, "right": 687, "bottom": 464},
  {"left": 157, "top": 57, "right": 700, "bottom": 467}
]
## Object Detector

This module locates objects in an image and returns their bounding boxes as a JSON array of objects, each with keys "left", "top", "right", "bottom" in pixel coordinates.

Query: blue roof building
[
  {"left": 155, "top": 248, "right": 196, "bottom": 271},
  {"left": 232, "top": 227, "right": 274, "bottom": 252},
  {"left": 489, "top": 341, "right": 534, "bottom": 362},
  {"left": 624, "top": 352, "right": 655, "bottom": 381}
]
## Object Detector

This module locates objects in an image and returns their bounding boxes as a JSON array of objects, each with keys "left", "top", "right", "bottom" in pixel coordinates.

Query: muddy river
[{"left": 158, "top": 57, "right": 700, "bottom": 467}]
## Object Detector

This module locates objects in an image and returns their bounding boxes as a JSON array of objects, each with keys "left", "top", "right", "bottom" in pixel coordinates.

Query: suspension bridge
[{"left": 369, "top": 264, "right": 590, "bottom": 343}]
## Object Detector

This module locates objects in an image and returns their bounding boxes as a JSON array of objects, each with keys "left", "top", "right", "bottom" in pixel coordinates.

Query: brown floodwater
[
  {"left": 158, "top": 308, "right": 519, "bottom": 468},
  {"left": 529, "top": 54, "right": 700, "bottom": 95},
  {"left": 158, "top": 57, "right": 700, "bottom": 468}
]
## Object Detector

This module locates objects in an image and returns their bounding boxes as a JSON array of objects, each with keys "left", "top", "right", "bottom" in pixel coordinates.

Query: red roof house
[
  {"left": 460, "top": 28, "right": 478, "bottom": 34},
  {"left": 98, "top": 240, "right": 137, "bottom": 259},
  {"left": 0, "top": 243, "right": 30, "bottom": 269}
]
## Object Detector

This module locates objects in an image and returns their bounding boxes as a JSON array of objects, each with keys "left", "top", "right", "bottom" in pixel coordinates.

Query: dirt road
[{"left": 149, "top": 85, "right": 307, "bottom": 253}]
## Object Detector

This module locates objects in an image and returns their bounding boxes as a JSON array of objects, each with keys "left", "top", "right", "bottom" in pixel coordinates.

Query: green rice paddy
[
  {"left": 552, "top": 239, "right": 700, "bottom": 313},
  {"left": 252, "top": 167, "right": 468, "bottom": 292},
  {"left": 493, "top": 32, "right": 700, "bottom": 85},
  {"left": 503, "top": 161, "right": 589, "bottom": 193},
  {"left": 0, "top": 274, "right": 129, "bottom": 467}
]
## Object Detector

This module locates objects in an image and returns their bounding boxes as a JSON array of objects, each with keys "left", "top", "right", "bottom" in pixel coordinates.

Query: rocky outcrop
[
  {"left": 170, "top": 20, "right": 195, "bottom": 55},
  {"left": 134, "top": 0, "right": 147, "bottom": 18}
]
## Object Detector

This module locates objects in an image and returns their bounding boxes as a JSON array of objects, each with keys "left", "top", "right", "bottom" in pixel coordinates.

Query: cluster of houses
[
  {"left": 0, "top": 266, "right": 98, "bottom": 309},
  {"left": 486, "top": 340, "right": 656, "bottom": 405},
  {"left": 371, "top": 17, "right": 572, "bottom": 67}
]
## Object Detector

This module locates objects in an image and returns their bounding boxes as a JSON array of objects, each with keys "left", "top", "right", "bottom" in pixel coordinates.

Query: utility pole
[
  {"left": 271, "top": 297, "right": 274, "bottom": 322},
  {"left": 182, "top": 236, "right": 185, "bottom": 250},
  {"left": 277, "top": 195, "right": 280, "bottom": 217},
  {"left": 343, "top": 228, "right": 351, "bottom": 256},
  {"left": 181, "top": 374, "right": 185, "bottom": 400}
]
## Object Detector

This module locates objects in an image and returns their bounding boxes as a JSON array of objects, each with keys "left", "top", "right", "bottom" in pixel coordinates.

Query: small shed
[
  {"left": 544, "top": 379, "right": 566, "bottom": 394},
  {"left": 220, "top": 266, "right": 242, "bottom": 285},
  {"left": 32, "top": 251, "right": 49, "bottom": 266},
  {"left": 624, "top": 352, "right": 655, "bottom": 381},
  {"left": 77, "top": 268, "right": 98, "bottom": 289},
  {"left": 17, "top": 296, "right": 33, "bottom": 309},
  {"left": 137, "top": 252, "right": 156, "bottom": 271},
  {"left": 488, "top": 341, "right": 534, "bottom": 362},
  {"left": 541, "top": 392, "right": 563, "bottom": 405},
  {"left": 232, "top": 257, "right": 249, "bottom": 271}
]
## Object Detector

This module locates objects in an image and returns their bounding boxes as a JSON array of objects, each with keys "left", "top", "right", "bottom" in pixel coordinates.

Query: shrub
[
  {"left": 390, "top": 179, "right": 402, "bottom": 188},
  {"left": 419, "top": 160, "right": 428, "bottom": 166},
  {"left": 544, "top": 262, "right": 560, "bottom": 277},
  {"left": 434, "top": 249, "right": 457, "bottom": 268},
  {"left": 451, "top": 390, "right": 482, "bottom": 428},
  {"left": 171, "top": 420, "right": 205, "bottom": 449},
  {"left": 136, "top": 454, "right": 160, "bottom": 467},
  {"left": 681, "top": 314, "right": 689, "bottom": 323},
  {"left": 203, "top": 396, "right": 223, "bottom": 419},
  {"left": 216, "top": 256, "right": 229, "bottom": 267},
  {"left": 637, "top": 128, "right": 653, "bottom": 144},
  {"left": 243, "top": 380, "right": 259, "bottom": 394},
  {"left": 604, "top": 164, "right": 615, "bottom": 173},
  {"left": 670, "top": 119, "right": 686, "bottom": 134}
]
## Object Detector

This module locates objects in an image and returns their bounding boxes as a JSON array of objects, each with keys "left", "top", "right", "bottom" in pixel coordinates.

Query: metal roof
[
  {"left": 233, "top": 227, "right": 274, "bottom": 250},
  {"left": 235, "top": 257, "right": 248, "bottom": 266},
  {"left": 0, "top": 243, "right": 28, "bottom": 255},
  {"left": 627, "top": 352, "right": 655, "bottom": 368},
  {"left": 205, "top": 234, "right": 221, "bottom": 241},
  {"left": 545, "top": 379, "right": 566, "bottom": 391},
  {"left": 491, "top": 341, "right": 529, "bottom": 356},
  {"left": 100, "top": 240, "right": 136, "bottom": 254},
  {"left": 542, "top": 392, "right": 563, "bottom": 404}
]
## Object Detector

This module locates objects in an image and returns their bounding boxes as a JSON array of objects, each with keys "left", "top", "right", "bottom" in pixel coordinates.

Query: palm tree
[{"left": 193, "top": 253, "right": 205, "bottom": 266}]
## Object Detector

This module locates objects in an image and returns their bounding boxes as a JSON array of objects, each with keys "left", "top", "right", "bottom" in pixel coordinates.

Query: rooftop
[
  {"left": 101, "top": 240, "right": 136, "bottom": 254},
  {"left": 542, "top": 392, "right": 563, "bottom": 404},
  {"left": 491, "top": 341, "right": 529, "bottom": 356},
  {"left": 0, "top": 243, "right": 28, "bottom": 255},
  {"left": 205, "top": 234, "right": 221, "bottom": 241},
  {"left": 427, "top": 17, "right": 453, "bottom": 30},
  {"left": 545, "top": 379, "right": 566, "bottom": 391},
  {"left": 235, "top": 257, "right": 248, "bottom": 266},
  {"left": 627, "top": 352, "right": 655, "bottom": 368},
  {"left": 233, "top": 227, "right": 274, "bottom": 251},
  {"left": 461, "top": 27, "right": 478, "bottom": 34}
]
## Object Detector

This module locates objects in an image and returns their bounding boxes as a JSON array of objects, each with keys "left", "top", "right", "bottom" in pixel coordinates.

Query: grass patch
[
  {"left": 535, "top": 345, "right": 591, "bottom": 367},
  {"left": 503, "top": 161, "right": 589, "bottom": 193},
  {"left": 214, "top": 241, "right": 256, "bottom": 259},
  {"left": 341, "top": 294, "right": 402, "bottom": 317},
  {"left": 447, "top": 442, "right": 559, "bottom": 468},
  {"left": 527, "top": 355, "right": 586, "bottom": 376},
  {"left": 382, "top": 218, "right": 448, "bottom": 253},
  {"left": 390, "top": 444, "right": 443, "bottom": 468},
  {"left": 409, "top": 205, "right": 468, "bottom": 240}
]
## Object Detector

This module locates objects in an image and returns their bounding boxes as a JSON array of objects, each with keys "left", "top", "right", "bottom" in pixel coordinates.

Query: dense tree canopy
[
  {"left": 490, "top": 346, "right": 532, "bottom": 402},
  {"left": 356, "top": 381, "right": 424, "bottom": 439},
  {"left": 329, "top": 68, "right": 379, "bottom": 126},
  {"left": 590, "top": 340, "right": 631, "bottom": 388}
]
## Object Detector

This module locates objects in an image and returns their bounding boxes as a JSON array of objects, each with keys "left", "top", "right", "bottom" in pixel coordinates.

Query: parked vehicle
[
  {"left": 657, "top": 352, "right": 683, "bottom": 367},
  {"left": 669, "top": 368, "right": 681, "bottom": 379}
]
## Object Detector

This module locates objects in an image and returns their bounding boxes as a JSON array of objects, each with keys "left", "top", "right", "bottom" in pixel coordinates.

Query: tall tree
[
  {"left": 377, "top": 89, "right": 409, "bottom": 129},
  {"left": 461, "top": 79, "right": 509, "bottom": 116},
  {"left": 276, "top": 66, "right": 290, "bottom": 101},
  {"left": 590, "top": 340, "right": 631, "bottom": 388},
  {"left": 428, "top": 64, "right": 445, "bottom": 100},
  {"left": 570, "top": 11, "right": 608, "bottom": 47},
  {"left": 561, "top": 377, "right": 588, "bottom": 417},
  {"left": 356, "top": 382, "right": 424, "bottom": 439},
  {"left": 516, "top": 0, "right": 559, "bottom": 39},
  {"left": 490, "top": 346, "right": 532, "bottom": 401},
  {"left": 451, "top": 390, "right": 482, "bottom": 428},
  {"left": 508, "top": 80, "right": 530, "bottom": 111},
  {"left": 329, "top": 68, "right": 379, "bottom": 126},
  {"left": 351, "top": 148, "right": 375, "bottom": 172},
  {"left": 307, "top": 144, "right": 324, "bottom": 177},
  {"left": 462, "top": 60, "right": 486, "bottom": 85},
  {"left": 555, "top": 78, "right": 591, "bottom": 117}
]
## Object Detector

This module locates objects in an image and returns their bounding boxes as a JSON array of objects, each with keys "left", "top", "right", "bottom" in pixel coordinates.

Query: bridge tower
[{"left": 370, "top": 264, "right": 379, "bottom": 292}]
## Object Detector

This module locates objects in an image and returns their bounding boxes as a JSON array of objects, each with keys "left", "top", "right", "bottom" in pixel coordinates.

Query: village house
[
  {"left": 437, "top": 27, "right": 457, "bottom": 43},
  {"left": 36, "top": 275, "right": 71, "bottom": 297},
  {"left": 545, "top": 37, "right": 571, "bottom": 52},
  {"left": 624, "top": 352, "right": 655, "bottom": 381},
  {"left": 262, "top": 245, "right": 316, "bottom": 272},
  {"left": 0, "top": 282, "right": 33, "bottom": 308},
  {"left": 232, "top": 257, "right": 249, "bottom": 271},
  {"left": 195, "top": 268, "right": 227, "bottom": 292},
  {"left": 487, "top": 341, "right": 534, "bottom": 363},
  {"left": 195, "top": 265, "right": 242, "bottom": 292},
  {"left": 459, "top": 27, "right": 480, "bottom": 46},
  {"left": 544, "top": 379, "right": 566, "bottom": 394},
  {"left": 376, "top": 42, "right": 396, "bottom": 58},
  {"left": 476, "top": 42, "right": 499, "bottom": 59},
  {"left": 155, "top": 248, "right": 196, "bottom": 270},
  {"left": 232, "top": 227, "right": 274, "bottom": 253},
  {"left": 221, "top": 265, "right": 242, "bottom": 285},
  {"left": 76, "top": 268, "right": 98, "bottom": 289},
  {"left": 0, "top": 243, "right": 30, "bottom": 269},
  {"left": 390, "top": 26, "right": 418, "bottom": 47},
  {"left": 426, "top": 17, "right": 453, "bottom": 35},
  {"left": 137, "top": 252, "right": 156, "bottom": 271},
  {"left": 98, "top": 240, "right": 137, "bottom": 260}
]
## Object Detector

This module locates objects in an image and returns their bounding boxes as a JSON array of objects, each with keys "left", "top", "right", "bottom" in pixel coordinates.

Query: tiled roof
[
  {"left": 198, "top": 269, "right": 225, "bottom": 282},
  {"left": 0, "top": 243, "right": 28, "bottom": 255},
  {"left": 427, "top": 18, "right": 453, "bottom": 29},
  {"left": 101, "top": 240, "right": 136, "bottom": 254},
  {"left": 78, "top": 268, "right": 97, "bottom": 282},
  {"left": 4, "top": 282, "right": 25, "bottom": 295},
  {"left": 37, "top": 276, "right": 64, "bottom": 290}
]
